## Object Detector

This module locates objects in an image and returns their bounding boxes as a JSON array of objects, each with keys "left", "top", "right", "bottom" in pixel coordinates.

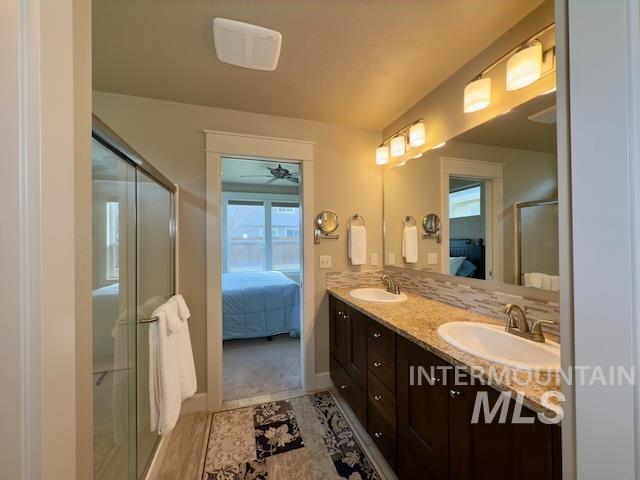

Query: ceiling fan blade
[
  {"left": 288, "top": 172, "right": 300, "bottom": 177},
  {"left": 240, "top": 175, "right": 272, "bottom": 178},
  {"left": 286, "top": 177, "right": 299, "bottom": 184}
]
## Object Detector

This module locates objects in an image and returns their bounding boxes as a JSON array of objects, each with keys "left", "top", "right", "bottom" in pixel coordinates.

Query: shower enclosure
[{"left": 92, "top": 117, "right": 176, "bottom": 480}]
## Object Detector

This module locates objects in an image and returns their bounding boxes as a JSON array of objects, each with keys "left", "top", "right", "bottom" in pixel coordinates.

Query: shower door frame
[{"left": 92, "top": 115, "right": 178, "bottom": 480}]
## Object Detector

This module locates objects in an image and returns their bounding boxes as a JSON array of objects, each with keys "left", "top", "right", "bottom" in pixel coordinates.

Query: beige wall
[
  {"left": 93, "top": 91, "right": 383, "bottom": 388},
  {"left": 382, "top": 0, "right": 556, "bottom": 162},
  {"left": 384, "top": 140, "right": 557, "bottom": 282}
]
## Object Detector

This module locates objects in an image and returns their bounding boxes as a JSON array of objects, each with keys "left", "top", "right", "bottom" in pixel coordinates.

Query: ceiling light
[
  {"left": 506, "top": 41, "right": 542, "bottom": 91},
  {"left": 390, "top": 135, "right": 406, "bottom": 157},
  {"left": 409, "top": 122, "right": 426, "bottom": 148},
  {"left": 213, "top": 18, "right": 282, "bottom": 71},
  {"left": 464, "top": 77, "right": 491, "bottom": 113},
  {"left": 432, "top": 142, "right": 446, "bottom": 149},
  {"left": 376, "top": 145, "right": 390, "bottom": 165}
]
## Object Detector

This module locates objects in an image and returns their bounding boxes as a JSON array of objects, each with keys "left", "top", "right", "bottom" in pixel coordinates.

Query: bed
[
  {"left": 222, "top": 271, "right": 301, "bottom": 340},
  {"left": 450, "top": 238, "right": 485, "bottom": 279}
]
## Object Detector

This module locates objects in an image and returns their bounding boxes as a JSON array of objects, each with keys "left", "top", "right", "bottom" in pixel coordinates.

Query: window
[
  {"left": 223, "top": 197, "right": 300, "bottom": 273},
  {"left": 106, "top": 201, "right": 119, "bottom": 280},
  {"left": 226, "top": 201, "right": 265, "bottom": 271},
  {"left": 449, "top": 185, "right": 482, "bottom": 219}
]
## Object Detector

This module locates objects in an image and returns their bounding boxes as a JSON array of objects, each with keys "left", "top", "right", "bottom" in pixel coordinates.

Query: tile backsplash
[{"left": 326, "top": 269, "right": 560, "bottom": 337}]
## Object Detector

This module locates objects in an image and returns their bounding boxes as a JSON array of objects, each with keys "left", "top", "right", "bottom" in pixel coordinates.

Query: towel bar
[{"left": 138, "top": 316, "right": 159, "bottom": 324}]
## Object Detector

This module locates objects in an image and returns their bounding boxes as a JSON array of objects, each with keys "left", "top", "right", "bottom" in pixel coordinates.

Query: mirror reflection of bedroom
[{"left": 221, "top": 157, "right": 302, "bottom": 401}]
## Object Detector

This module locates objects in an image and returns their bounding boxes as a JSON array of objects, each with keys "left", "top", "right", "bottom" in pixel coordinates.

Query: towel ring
[
  {"left": 402, "top": 215, "right": 417, "bottom": 227},
  {"left": 349, "top": 214, "right": 365, "bottom": 227}
]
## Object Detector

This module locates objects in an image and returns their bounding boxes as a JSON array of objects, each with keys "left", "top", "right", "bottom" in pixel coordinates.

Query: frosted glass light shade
[
  {"left": 376, "top": 145, "right": 390, "bottom": 165},
  {"left": 506, "top": 42, "right": 542, "bottom": 91},
  {"left": 464, "top": 77, "right": 491, "bottom": 113},
  {"left": 409, "top": 122, "right": 426, "bottom": 147},
  {"left": 390, "top": 135, "right": 406, "bottom": 157}
]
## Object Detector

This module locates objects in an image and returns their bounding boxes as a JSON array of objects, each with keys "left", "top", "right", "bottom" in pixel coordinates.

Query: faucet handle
[{"left": 531, "top": 319, "right": 556, "bottom": 336}]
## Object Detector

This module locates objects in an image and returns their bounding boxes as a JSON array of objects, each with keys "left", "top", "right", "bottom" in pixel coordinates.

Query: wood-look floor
[{"left": 157, "top": 411, "right": 212, "bottom": 480}]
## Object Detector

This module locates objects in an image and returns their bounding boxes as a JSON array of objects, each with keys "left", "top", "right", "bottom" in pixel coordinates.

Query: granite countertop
[{"left": 327, "top": 286, "right": 562, "bottom": 417}]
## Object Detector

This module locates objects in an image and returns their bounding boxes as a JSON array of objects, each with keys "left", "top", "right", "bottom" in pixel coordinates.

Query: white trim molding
[
  {"left": 205, "top": 130, "right": 315, "bottom": 411},
  {"left": 440, "top": 156, "right": 504, "bottom": 282}
]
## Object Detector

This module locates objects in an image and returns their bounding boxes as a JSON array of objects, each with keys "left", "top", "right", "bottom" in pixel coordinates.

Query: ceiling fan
[{"left": 241, "top": 164, "right": 299, "bottom": 184}]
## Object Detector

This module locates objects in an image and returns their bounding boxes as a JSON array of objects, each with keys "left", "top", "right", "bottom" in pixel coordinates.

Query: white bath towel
[
  {"left": 148, "top": 306, "right": 182, "bottom": 436},
  {"left": 402, "top": 225, "right": 419, "bottom": 264},
  {"left": 174, "top": 320, "right": 197, "bottom": 401},
  {"left": 525, "top": 272, "right": 560, "bottom": 291},
  {"left": 167, "top": 294, "right": 191, "bottom": 334},
  {"left": 348, "top": 225, "right": 367, "bottom": 266}
]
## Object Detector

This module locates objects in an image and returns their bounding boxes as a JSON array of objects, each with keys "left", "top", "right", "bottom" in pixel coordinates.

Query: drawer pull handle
[
  {"left": 340, "top": 384, "right": 348, "bottom": 390},
  {"left": 373, "top": 332, "right": 382, "bottom": 338},
  {"left": 373, "top": 362, "right": 383, "bottom": 368},
  {"left": 373, "top": 432, "right": 383, "bottom": 439},
  {"left": 373, "top": 395, "right": 383, "bottom": 401},
  {"left": 449, "top": 389, "right": 463, "bottom": 399}
]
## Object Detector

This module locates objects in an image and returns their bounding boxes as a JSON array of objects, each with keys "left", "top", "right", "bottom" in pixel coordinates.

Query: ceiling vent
[
  {"left": 213, "top": 18, "right": 282, "bottom": 71},
  {"left": 528, "top": 106, "right": 557, "bottom": 124}
]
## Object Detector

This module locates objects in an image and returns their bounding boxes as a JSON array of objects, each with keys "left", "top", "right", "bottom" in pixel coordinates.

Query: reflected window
[
  {"left": 106, "top": 201, "right": 119, "bottom": 280},
  {"left": 450, "top": 185, "right": 481, "bottom": 219},
  {"left": 226, "top": 201, "right": 265, "bottom": 272}
]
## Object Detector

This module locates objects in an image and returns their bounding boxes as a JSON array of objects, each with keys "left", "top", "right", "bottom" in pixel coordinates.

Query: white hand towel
[
  {"left": 550, "top": 275, "right": 560, "bottom": 292},
  {"left": 157, "top": 299, "right": 183, "bottom": 335},
  {"left": 525, "top": 272, "right": 544, "bottom": 289},
  {"left": 541, "top": 274, "right": 553, "bottom": 291},
  {"left": 174, "top": 320, "right": 197, "bottom": 401},
  {"left": 348, "top": 225, "right": 367, "bottom": 266},
  {"left": 166, "top": 294, "right": 191, "bottom": 334},
  {"left": 402, "top": 225, "right": 419, "bottom": 264},
  {"left": 148, "top": 306, "right": 182, "bottom": 436}
]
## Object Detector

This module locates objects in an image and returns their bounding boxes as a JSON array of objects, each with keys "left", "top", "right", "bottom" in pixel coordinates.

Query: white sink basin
[
  {"left": 349, "top": 288, "right": 407, "bottom": 303},
  {"left": 437, "top": 321, "right": 560, "bottom": 372}
]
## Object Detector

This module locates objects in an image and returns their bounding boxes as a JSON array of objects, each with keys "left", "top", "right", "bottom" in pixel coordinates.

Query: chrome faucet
[
  {"left": 381, "top": 274, "right": 401, "bottom": 295},
  {"left": 502, "top": 304, "right": 555, "bottom": 343}
]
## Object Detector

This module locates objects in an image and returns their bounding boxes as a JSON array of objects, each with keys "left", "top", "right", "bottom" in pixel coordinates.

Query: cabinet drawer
[
  {"left": 368, "top": 370, "right": 396, "bottom": 427},
  {"left": 368, "top": 404, "right": 396, "bottom": 470},
  {"left": 329, "top": 296, "right": 348, "bottom": 366},
  {"left": 367, "top": 320, "right": 396, "bottom": 392},
  {"left": 330, "top": 355, "right": 367, "bottom": 426}
]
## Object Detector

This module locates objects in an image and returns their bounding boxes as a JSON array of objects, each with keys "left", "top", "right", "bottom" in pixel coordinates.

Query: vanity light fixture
[
  {"left": 409, "top": 121, "right": 426, "bottom": 147},
  {"left": 506, "top": 41, "right": 543, "bottom": 91},
  {"left": 390, "top": 134, "right": 407, "bottom": 157},
  {"left": 375, "top": 118, "right": 424, "bottom": 165},
  {"left": 464, "top": 76, "right": 491, "bottom": 113},
  {"left": 376, "top": 145, "right": 390, "bottom": 165}
]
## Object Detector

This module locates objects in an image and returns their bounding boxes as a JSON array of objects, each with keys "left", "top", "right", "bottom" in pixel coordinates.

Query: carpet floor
[
  {"left": 202, "top": 391, "right": 381, "bottom": 480},
  {"left": 223, "top": 335, "right": 301, "bottom": 401}
]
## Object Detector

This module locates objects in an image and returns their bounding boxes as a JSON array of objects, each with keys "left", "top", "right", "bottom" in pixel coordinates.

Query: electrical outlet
[
  {"left": 370, "top": 253, "right": 379, "bottom": 266},
  {"left": 388, "top": 252, "right": 396, "bottom": 265},
  {"left": 428, "top": 252, "right": 438, "bottom": 265},
  {"left": 319, "top": 255, "right": 332, "bottom": 269}
]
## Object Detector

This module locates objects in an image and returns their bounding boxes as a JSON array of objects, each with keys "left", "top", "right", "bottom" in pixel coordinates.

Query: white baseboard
[
  {"left": 180, "top": 392, "right": 208, "bottom": 415},
  {"left": 315, "top": 371, "right": 332, "bottom": 390}
]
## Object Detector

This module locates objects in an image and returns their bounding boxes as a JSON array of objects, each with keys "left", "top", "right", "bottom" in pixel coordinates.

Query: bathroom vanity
[{"left": 328, "top": 289, "right": 562, "bottom": 480}]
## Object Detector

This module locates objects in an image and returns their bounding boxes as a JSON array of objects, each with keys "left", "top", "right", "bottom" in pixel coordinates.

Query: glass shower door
[
  {"left": 92, "top": 138, "right": 137, "bottom": 480},
  {"left": 136, "top": 170, "right": 174, "bottom": 477}
]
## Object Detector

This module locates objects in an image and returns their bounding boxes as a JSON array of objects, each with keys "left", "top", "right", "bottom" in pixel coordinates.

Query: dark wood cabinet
[
  {"left": 329, "top": 294, "right": 562, "bottom": 480},
  {"left": 396, "top": 335, "right": 450, "bottom": 480}
]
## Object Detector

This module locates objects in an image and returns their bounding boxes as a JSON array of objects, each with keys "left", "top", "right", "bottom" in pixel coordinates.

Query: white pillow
[{"left": 449, "top": 256, "right": 466, "bottom": 275}]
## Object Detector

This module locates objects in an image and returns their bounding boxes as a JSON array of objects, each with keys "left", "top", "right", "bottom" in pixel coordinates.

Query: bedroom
[{"left": 220, "top": 157, "right": 303, "bottom": 401}]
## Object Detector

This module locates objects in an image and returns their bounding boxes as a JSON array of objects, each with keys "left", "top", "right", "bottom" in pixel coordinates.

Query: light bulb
[
  {"left": 506, "top": 42, "right": 542, "bottom": 91},
  {"left": 376, "top": 145, "right": 389, "bottom": 165},
  {"left": 409, "top": 122, "right": 426, "bottom": 147},
  {"left": 464, "top": 77, "right": 491, "bottom": 113},
  {"left": 390, "top": 135, "right": 406, "bottom": 157}
]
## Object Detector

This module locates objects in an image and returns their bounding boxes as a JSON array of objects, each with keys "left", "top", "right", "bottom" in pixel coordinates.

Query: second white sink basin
[
  {"left": 349, "top": 288, "right": 407, "bottom": 303},
  {"left": 437, "top": 321, "right": 560, "bottom": 372}
]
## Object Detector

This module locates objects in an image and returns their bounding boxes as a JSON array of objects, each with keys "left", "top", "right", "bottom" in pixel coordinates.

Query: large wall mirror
[{"left": 384, "top": 91, "right": 559, "bottom": 292}]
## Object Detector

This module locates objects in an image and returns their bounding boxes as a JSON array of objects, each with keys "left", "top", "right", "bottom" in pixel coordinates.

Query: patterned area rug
[{"left": 203, "top": 391, "right": 381, "bottom": 480}]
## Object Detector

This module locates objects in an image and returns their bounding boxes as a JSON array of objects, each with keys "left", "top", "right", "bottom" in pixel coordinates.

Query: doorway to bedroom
[{"left": 220, "top": 157, "right": 302, "bottom": 401}]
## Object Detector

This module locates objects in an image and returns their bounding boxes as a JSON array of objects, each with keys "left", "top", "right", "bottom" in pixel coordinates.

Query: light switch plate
[
  {"left": 319, "top": 255, "right": 332, "bottom": 269},
  {"left": 388, "top": 252, "right": 396, "bottom": 265},
  {"left": 370, "top": 253, "right": 379, "bottom": 266},
  {"left": 428, "top": 252, "right": 438, "bottom": 265}
]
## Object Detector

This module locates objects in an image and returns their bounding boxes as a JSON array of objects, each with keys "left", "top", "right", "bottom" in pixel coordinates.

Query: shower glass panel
[
  {"left": 136, "top": 170, "right": 173, "bottom": 477},
  {"left": 92, "top": 122, "right": 176, "bottom": 480},
  {"left": 520, "top": 203, "right": 560, "bottom": 278},
  {"left": 92, "top": 138, "right": 137, "bottom": 480}
]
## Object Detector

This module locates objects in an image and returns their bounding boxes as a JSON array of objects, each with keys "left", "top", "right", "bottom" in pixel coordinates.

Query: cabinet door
[
  {"left": 448, "top": 379, "right": 561, "bottom": 480},
  {"left": 344, "top": 305, "right": 368, "bottom": 390},
  {"left": 329, "top": 296, "right": 347, "bottom": 366},
  {"left": 396, "top": 336, "right": 449, "bottom": 480}
]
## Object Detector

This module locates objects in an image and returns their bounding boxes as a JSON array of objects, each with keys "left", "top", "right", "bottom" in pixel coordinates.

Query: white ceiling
[{"left": 93, "top": 0, "right": 543, "bottom": 130}]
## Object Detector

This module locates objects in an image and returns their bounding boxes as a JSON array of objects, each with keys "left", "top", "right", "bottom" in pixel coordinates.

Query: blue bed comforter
[{"left": 222, "top": 271, "right": 300, "bottom": 340}]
